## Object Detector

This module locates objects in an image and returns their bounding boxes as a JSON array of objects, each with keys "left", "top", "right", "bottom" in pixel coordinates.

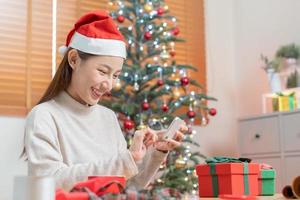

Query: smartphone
[{"left": 165, "top": 117, "right": 186, "bottom": 139}]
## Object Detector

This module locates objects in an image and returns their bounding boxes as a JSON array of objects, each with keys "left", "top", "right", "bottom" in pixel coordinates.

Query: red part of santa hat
[{"left": 59, "top": 10, "right": 127, "bottom": 59}]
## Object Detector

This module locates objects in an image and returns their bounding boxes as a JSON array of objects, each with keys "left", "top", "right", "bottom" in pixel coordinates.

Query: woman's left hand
[
  {"left": 129, "top": 127, "right": 158, "bottom": 161},
  {"left": 154, "top": 125, "right": 188, "bottom": 152},
  {"left": 142, "top": 127, "right": 159, "bottom": 148}
]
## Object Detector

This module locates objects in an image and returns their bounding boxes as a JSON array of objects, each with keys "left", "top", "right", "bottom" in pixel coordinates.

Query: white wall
[
  {"left": 197, "top": 0, "right": 300, "bottom": 157},
  {"left": 193, "top": 0, "right": 239, "bottom": 158},
  {"left": 235, "top": 0, "right": 300, "bottom": 117},
  {"left": 0, "top": 117, "right": 27, "bottom": 200}
]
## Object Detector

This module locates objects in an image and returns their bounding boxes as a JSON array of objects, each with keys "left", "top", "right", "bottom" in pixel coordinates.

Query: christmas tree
[{"left": 100, "top": 0, "right": 217, "bottom": 195}]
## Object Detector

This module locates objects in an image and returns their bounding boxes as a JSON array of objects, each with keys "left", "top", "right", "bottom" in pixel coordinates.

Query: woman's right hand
[{"left": 129, "top": 127, "right": 158, "bottom": 162}]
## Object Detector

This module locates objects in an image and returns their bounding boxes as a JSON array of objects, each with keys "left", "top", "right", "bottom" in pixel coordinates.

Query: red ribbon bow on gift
[{"left": 56, "top": 176, "right": 126, "bottom": 200}]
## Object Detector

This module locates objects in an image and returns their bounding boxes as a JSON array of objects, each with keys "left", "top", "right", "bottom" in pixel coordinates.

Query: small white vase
[{"left": 267, "top": 68, "right": 281, "bottom": 93}]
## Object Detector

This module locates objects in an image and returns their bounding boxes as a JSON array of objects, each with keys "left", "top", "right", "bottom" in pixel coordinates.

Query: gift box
[
  {"left": 262, "top": 91, "right": 298, "bottom": 113},
  {"left": 196, "top": 162, "right": 260, "bottom": 197},
  {"left": 73, "top": 176, "right": 125, "bottom": 196},
  {"left": 56, "top": 176, "right": 126, "bottom": 200},
  {"left": 272, "top": 92, "right": 297, "bottom": 112},
  {"left": 279, "top": 93, "right": 297, "bottom": 111},
  {"left": 258, "top": 169, "right": 276, "bottom": 196}
]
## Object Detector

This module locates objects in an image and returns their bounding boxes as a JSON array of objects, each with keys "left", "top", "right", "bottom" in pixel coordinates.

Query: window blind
[{"left": 0, "top": 0, "right": 205, "bottom": 116}]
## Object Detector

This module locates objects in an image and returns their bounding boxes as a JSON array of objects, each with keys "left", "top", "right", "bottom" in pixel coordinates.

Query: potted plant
[
  {"left": 261, "top": 54, "right": 281, "bottom": 73},
  {"left": 286, "top": 70, "right": 300, "bottom": 88},
  {"left": 275, "top": 43, "right": 300, "bottom": 88},
  {"left": 261, "top": 54, "right": 282, "bottom": 92},
  {"left": 276, "top": 43, "right": 300, "bottom": 65}
]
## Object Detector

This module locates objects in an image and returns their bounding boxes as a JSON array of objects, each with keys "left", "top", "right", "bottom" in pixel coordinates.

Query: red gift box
[
  {"left": 74, "top": 176, "right": 125, "bottom": 196},
  {"left": 56, "top": 176, "right": 126, "bottom": 200},
  {"left": 196, "top": 163, "right": 260, "bottom": 197}
]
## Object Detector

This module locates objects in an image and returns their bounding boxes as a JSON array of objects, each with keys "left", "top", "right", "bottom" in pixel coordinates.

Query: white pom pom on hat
[
  {"left": 58, "top": 10, "right": 127, "bottom": 58},
  {"left": 58, "top": 45, "right": 68, "bottom": 55}
]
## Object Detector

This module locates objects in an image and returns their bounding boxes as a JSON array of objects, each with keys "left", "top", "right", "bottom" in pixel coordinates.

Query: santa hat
[{"left": 59, "top": 10, "right": 126, "bottom": 59}]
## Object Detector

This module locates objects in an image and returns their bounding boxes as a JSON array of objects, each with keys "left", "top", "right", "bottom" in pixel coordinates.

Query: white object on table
[{"left": 13, "top": 176, "right": 55, "bottom": 200}]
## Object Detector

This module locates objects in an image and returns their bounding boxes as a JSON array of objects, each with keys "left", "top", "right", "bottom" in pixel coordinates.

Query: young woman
[{"left": 23, "top": 10, "right": 186, "bottom": 191}]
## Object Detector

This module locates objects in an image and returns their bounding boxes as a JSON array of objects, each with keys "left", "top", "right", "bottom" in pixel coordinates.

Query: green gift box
[{"left": 258, "top": 169, "right": 276, "bottom": 196}]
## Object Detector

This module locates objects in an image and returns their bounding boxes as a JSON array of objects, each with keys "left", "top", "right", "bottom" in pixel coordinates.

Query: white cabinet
[
  {"left": 239, "top": 116, "right": 280, "bottom": 154},
  {"left": 239, "top": 111, "right": 300, "bottom": 193},
  {"left": 284, "top": 156, "right": 300, "bottom": 184},
  {"left": 282, "top": 112, "right": 300, "bottom": 152}
]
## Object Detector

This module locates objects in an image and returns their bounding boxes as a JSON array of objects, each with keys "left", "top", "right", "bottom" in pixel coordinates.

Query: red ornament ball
[
  {"left": 144, "top": 32, "right": 152, "bottom": 40},
  {"left": 161, "top": 104, "right": 169, "bottom": 112},
  {"left": 142, "top": 101, "right": 150, "bottom": 110},
  {"left": 172, "top": 27, "right": 180, "bottom": 36},
  {"left": 209, "top": 108, "right": 217, "bottom": 116},
  {"left": 187, "top": 110, "right": 196, "bottom": 118},
  {"left": 124, "top": 119, "right": 134, "bottom": 130},
  {"left": 157, "top": 7, "right": 164, "bottom": 16},
  {"left": 117, "top": 15, "right": 125, "bottom": 23},
  {"left": 157, "top": 79, "right": 164, "bottom": 86},
  {"left": 180, "top": 76, "right": 189, "bottom": 86},
  {"left": 169, "top": 51, "right": 176, "bottom": 57}
]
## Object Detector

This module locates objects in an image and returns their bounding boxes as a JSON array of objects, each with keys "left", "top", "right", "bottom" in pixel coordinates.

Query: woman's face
[{"left": 67, "top": 49, "right": 123, "bottom": 105}]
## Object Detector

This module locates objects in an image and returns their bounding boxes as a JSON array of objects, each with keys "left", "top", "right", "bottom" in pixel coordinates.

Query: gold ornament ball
[
  {"left": 157, "top": 178, "right": 163, "bottom": 183},
  {"left": 174, "top": 88, "right": 181, "bottom": 98},
  {"left": 108, "top": 2, "right": 118, "bottom": 11},
  {"left": 193, "top": 100, "right": 199, "bottom": 106},
  {"left": 164, "top": 5, "right": 169, "bottom": 11},
  {"left": 127, "top": 138, "right": 133, "bottom": 147},
  {"left": 137, "top": 123, "right": 148, "bottom": 130},
  {"left": 175, "top": 158, "right": 186, "bottom": 169},
  {"left": 200, "top": 116, "right": 209, "bottom": 127},
  {"left": 114, "top": 82, "right": 121, "bottom": 90},
  {"left": 144, "top": 3, "right": 153, "bottom": 12},
  {"left": 160, "top": 51, "right": 170, "bottom": 60}
]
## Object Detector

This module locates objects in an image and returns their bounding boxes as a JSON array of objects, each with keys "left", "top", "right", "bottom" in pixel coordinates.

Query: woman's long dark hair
[
  {"left": 37, "top": 48, "right": 94, "bottom": 105},
  {"left": 21, "top": 48, "right": 94, "bottom": 159}
]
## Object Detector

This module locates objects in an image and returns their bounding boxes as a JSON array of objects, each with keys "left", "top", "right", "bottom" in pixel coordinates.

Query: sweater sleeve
[
  {"left": 25, "top": 108, "right": 138, "bottom": 191},
  {"left": 111, "top": 113, "right": 167, "bottom": 189},
  {"left": 126, "top": 147, "right": 168, "bottom": 189}
]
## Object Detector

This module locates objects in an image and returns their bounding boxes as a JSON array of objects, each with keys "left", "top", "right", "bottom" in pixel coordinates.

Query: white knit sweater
[{"left": 24, "top": 91, "right": 167, "bottom": 191}]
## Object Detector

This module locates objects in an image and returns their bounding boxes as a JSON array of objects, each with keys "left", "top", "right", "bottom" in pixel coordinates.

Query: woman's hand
[
  {"left": 154, "top": 125, "right": 188, "bottom": 152},
  {"left": 129, "top": 127, "right": 158, "bottom": 161}
]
